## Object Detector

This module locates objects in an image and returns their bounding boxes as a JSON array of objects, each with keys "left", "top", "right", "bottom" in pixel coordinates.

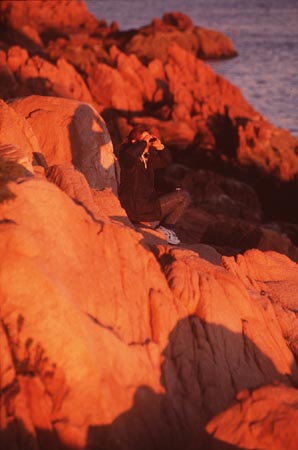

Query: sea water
[{"left": 86, "top": 0, "right": 298, "bottom": 136}]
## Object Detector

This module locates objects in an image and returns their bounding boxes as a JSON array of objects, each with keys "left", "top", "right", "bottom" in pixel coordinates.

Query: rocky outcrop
[
  {"left": 0, "top": 99, "right": 38, "bottom": 169},
  {"left": 10, "top": 95, "right": 118, "bottom": 193},
  {"left": 87, "top": 45, "right": 157, "bottom": 112},
  {"left": 1, "top": 151, "right": 298, "bottom": 449},
  {"left": 16, "top": 55, "right": 93, "bottom": 103},
  {"left": 1, "top": 0, "right": 298, "bottom": 204},
  {"left": 204, "top": 385, "right": 298, "bottom": 450},
  {"left": 0, "top": 105, "right": 298, "bottom": 449},
  {"left": 122, "top": 12, "right": 237, "bottom": 64},
  {"left": 1, "top": 1, "right": 298, "bottom": 447},
  {"left": 0, "top": 0, "right": 99, "bottom": 40},
  {"left": 0, "top": 45, "right": 95, "bottom": 104},
  {"left": 222, "top": 250, "right": 298, "bottom": 360},
  {"left": 237, "top": 119, "right": 298, "bottom": 181},
  {"left": 199, "top": 216, "right": 298, "bottom": 259},
  {"left": 164, "top": 166, "right": 263, "bottom": 221}
]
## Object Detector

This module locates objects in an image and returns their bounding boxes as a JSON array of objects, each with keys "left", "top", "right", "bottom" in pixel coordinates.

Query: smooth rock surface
[{"left": 10, "top": 95, "right": 118, "bottom": 193}]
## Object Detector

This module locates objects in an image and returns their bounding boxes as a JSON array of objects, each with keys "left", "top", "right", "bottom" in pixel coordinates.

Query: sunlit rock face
[
  {"left": 204, "top": 385, "right": 298, "bottom": 450},
  {"left": 1, "top": 106, "right": 298, "bottom": 449},
  {"left": 122, "top": 11, "right": 237, "bottom": 63},
  {"left": 0, "top": 0, "right": 98, "bottom": 37},
  {"left": 1, "top": 0, "right": 298, "bottom": 192},
  {"left": 1, "top": 165, "right": 298, "bottom": 449},
  {"left": 10, "top": 95, "right": 118, "bottom": 193},
  {"left": 221, "top": 250, "right": 298, "bottom": 361},
  {"left": 0, "top": 45, "right": 94, "bottom": 104},
  {"left": 1, "top": 1, "right": 298, "bottom": 448},
  {"left": 0, "top": 99, "right": 38, "bottom": 172}
]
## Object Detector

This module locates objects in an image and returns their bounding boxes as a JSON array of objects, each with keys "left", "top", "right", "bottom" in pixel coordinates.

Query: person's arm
[
  {"left": 149, "top": 146, "right": 172, "bottom": 169},
  {"left": 119, "top": 140, "right": 147, "bottom": 168}
]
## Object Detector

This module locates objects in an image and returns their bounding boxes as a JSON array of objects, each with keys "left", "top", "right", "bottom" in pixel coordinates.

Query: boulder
[
  {"left": 87, "top": 46, "right": 157, "bottom": 111},
  {"left": 165, "top": 43, "right": 255, "bottom": 124},
  {"left": 200, "top": 218, "right": 298, "bottom": 261},
  {"left": 6, "top": 45, "right": 29, "bottom": 72},
  {"left": 162, "top": 12, "right": 194, "bottom": 30},
  {"left": 0, "top": 99, "right": 38, "bottom": 170},
  {"left": 46, "top": 34, "right": 110, "bottom": 74},
  {"left": 238, "top": 119, "right": 298, "bottom": 181},
  {"left": 204, "top": 385, "right": 298, "bottom": 450},
  {"left": 10, "top": 95, "right": 118, "bottom": 193},
  {"left": 222, "top": 250, "right": 298, "bottom": 360},
  {"left": 0, "top": 0, "right": 98, "bottom": 37},
  {"left": 123, "top": 12, "right": 237, "bottom": 63},
  {"left": 0, "top": 45, "right": 94, "bottom": 102},
  {"left": 195, "top": 27, "right": 238, "bottom": 59},
  {"left": 16, "top": 54, "right": 93, "bottom": 103},
  {"left": 124, "top": 28, "right": 199, "bottom": 65},
  {"left": 167, "top": 168, "right": 263, "bottom": 221}
]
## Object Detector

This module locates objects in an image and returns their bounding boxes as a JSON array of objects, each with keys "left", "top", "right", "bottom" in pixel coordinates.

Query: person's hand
[
  {"left": 139, "top": 131, "right": 152, "bottom": 143},
  {"left": 149, "top": 136, "right": 164, "bottom": 151},
  {"left": 139, "top": 131, "right": 165, "bottom": 150}
]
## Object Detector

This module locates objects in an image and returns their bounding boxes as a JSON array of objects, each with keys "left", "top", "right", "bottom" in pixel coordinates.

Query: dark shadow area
[
  {"left": 0, "top": 63, "right": 19, "bottom": 99},
  {"left": 25, "top": 76, "right": 57, "bottom": 96},
  {"left": 0, "top": 156, "right": 33, "bottom": 203},
  {"left": 84, "top": 316, "right": 297, "bottom": 450},
  {"left": 1, "top": 316, "right": 297, "bottom": 449},
  {"left": 67, "top": 104, "right": 118, "bottom": 194},
  {"left": 253, "top": 176, "right": 298, "bottom": 223},
  {"left": 109, "top": 215, "right": 134, "bottom": 227},
  {"left": 197, "top": 51, "right": 238, "bottom": 61},
  {"left": 39, "top": 29, "right": 70, "bottom": 46},
  {"left": 101, "top": 108, "right": 161, "bottom": 161},
  {"left": 143, "top": 78, "right": 174, "bottom": 119},
  {"left": 207, "top": 109, "right": 240, "bottom": 159},
  {"left": 68, "top": 103, "right": 111, "bottom": 169},
  {"left": 32, "top": 152, "right": 49, "bottom": 169},
  {"left": 201, "top": 221, "right": 262, "bottom": 255},
  {"left": 0, "top": 418, "right": 77, "bottom": 450},
  {"left": 100, "top": 101, "right": 174, "bottom": 160},
  {"left": 173, "top": 137, "right": 298, "bottom": 224},
  {"left": 0, "top": 24, "right": 45, "bottom": 56}
]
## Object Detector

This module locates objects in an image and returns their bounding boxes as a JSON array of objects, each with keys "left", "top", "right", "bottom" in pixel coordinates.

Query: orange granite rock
[
  {"left": 0, "top": 99, "right": 38, "bottom": 169},
  {"left": 204, "top": 384, "right": 298, "bottom": 450},
  {"left": 123, "top": 12, "right": 237, "bottom": 63},
  {"left": 0, "top": 0, "right": 98, "bottom": 36},
  {"left": 10, "top": 95, "right": 118, "bottom": 192},
  {"left": 0, "top": 1, "right": 298, "bottom": 447},
  {"left": 1, "top": 140, "right": 298, "bottom": 450},
  {"left": 222, "top": 250, "right": 298, "bottom": 359}
]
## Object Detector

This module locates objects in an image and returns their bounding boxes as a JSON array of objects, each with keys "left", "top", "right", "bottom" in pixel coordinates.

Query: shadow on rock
[
  {"left": 68, "top": 103, "right": 118, "bottom": 193},
  {"left": 1, "top": 307, "right": 296, "bottom": 450},
  {"left": 85, "top": 316, "right": 297, "bottom": 450}
]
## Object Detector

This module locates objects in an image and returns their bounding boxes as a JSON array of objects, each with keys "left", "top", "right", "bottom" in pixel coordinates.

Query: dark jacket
[{"left": 118, "top": 140, "right": 171, "bottom": 222}]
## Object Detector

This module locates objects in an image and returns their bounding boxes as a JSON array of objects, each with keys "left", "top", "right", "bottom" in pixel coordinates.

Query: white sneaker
[{"left": 157, "top": 226, "right": 181, "bottom": 245}]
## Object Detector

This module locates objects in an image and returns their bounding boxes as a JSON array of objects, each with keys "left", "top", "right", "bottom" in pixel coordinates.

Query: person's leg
[
  {"left": 133, "top": 220, "right": 159, "bottom": 229},
  {"left": 158, "top": 189, "right": 191, "bottom": 227},
  {"left": 157, "top": 190, "right": 191, "bottom": 244}
]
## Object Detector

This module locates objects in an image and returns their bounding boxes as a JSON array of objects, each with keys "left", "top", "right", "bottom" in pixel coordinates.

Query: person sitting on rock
[{"left": 118, "top": 124, "right": 191, "bottom": 245}]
